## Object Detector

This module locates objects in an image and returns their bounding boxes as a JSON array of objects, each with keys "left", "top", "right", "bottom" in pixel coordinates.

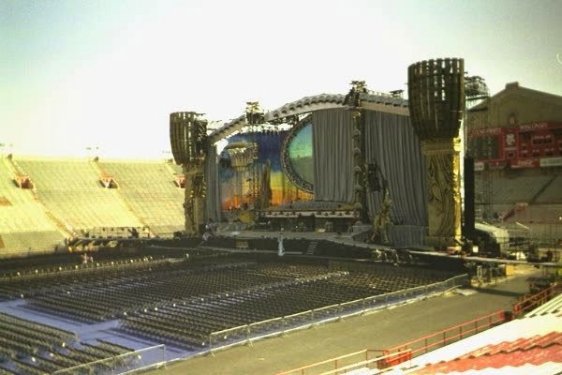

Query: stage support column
[
  {"left": 352, "top": 108, "right": 368, "bottom": 222},
  {"left": 170, "top": 111, "right": 208, "bottom": 236},
  {"left": 408, "top": 58, "right": 465, "bottom": 248},
  {"left": 347, "top": 81, "right": 369, "bottom": 224},
  {"left": 421, "top": 138, "right": 462, "bottom": 247}
]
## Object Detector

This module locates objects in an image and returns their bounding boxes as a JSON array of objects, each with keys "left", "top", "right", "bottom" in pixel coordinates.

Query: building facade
[{"left": 466, "top": 82, "right": 562, "bottom": 243}]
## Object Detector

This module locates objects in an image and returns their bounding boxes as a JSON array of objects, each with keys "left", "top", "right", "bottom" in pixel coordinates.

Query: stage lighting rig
[
  {"left": 344, "top": 80, "right": 368, "bottom": 107},
  {"left": 245, "top": 101, "right": 265, "bottom": 125}
]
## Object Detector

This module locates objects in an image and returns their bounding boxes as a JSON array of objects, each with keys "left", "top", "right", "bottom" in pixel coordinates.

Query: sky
[{"left": 1, "top": 0, "right": 561, "bottom": 158}]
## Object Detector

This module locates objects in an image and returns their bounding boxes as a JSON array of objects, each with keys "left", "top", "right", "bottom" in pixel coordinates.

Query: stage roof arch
[{"left": 208, "top": 90, "right": 409, "bottom": 144}]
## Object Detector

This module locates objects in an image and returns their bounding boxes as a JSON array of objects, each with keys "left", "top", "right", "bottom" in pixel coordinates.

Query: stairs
[
  {"left": 306, "top": 241, "right": 318, "bottom": 255},
  {"left": 90, "top": 160, "right": 150, "bottom": 233},
  {"left": 30, "top": 189, "right": 74, "bottom": 238}
]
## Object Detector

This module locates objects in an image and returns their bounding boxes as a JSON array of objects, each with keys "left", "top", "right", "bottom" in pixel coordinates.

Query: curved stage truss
[{"left": 208, "top": 92, "right": 408, "bottom": 144}]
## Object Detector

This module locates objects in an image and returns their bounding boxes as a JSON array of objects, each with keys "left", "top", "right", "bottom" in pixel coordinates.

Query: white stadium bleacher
[
  {"left": 399, "top": 293, "right": 562, "bottom": 374},
  {"left": 15, "top": 158, "right": 144, "bottom": 232},
  {"left": 98, "top": 160, "right": 184, "bottom": 235},
  {"left": 0, "top": 158, "right": 65, "bottom": 255},
  {"left": 0, "top": 157, "right": 188, "bottom": 256}
]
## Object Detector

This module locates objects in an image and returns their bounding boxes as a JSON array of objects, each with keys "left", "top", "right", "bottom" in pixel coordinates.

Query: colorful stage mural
[{"left": 219, "top": 127, "right": 314, "bottom": 210}]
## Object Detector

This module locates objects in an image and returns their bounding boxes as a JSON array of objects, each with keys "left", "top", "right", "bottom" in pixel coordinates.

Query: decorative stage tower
[
  {"left": 170, "top": 112, "right": 208, "bottom": 235},
  {"left": 408, "top": 58, "right": 465, "bottom": 248}
]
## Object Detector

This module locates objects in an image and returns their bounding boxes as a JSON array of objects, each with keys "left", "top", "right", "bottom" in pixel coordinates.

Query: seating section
[
  {"left": 28, "top": 256, "right": 457, "bottom": 348},
  {"left": 0, "top": 158, "right": 64, "bottom": 254},
  {"left": 475, "top": 174, "right": 554, "bottom": 204},
  {"left": 0, "top": 232, "right": 66, "bottom": 258},
  {"left": 405, "top": 301, "right": 562, "bottom": 374},
  {"left": 29, "top": 262, "right": 286, "bottom": 322},
  {"left": 0, "top": 256, "right": 192, "bottom": 302},
  {"left": 0, "top": 157, "right": 190, "bottom": 255},
  {"left": 98, "top": 161, "right": 184, "bottom": 235},
  {"left": 120, "top": 263, "right": 456, "bottom": 349},
  {"left": 474, "top": 170, "right": 562, "bottom": 225},
  {"left": 0, "top": 313, "right": 133, "bottom": 375},
  {"left": 16, "top": 159, "right": 143, "bottom": 233},
  {"left": 526, "top": 293, "right": 562, "bottom": 317},
  {"left": 476, "top": 169, "right": 562, "bottom": 202},
  {"left": 0, "top": 252, "right": 458, "bottom": 351},
  {"left": 414, "top": 332, "right": 562, "bottom": 374}
]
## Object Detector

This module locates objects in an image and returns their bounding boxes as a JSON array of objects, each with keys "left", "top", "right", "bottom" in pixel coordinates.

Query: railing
[
  {"left": 51, "top": 344, "right": 166, "bottom": 375},
  {"left": 208, "top": 274, "right": 468, "bottom": 352},
  {"left": 276, "top": 349, "right": 391, "bottom": 375},
  {"left": 512, "top": 282, "right": 561, "bottom": 317},
  {"left": 382, "top": 309, "right": 507, "bottom": 367}
]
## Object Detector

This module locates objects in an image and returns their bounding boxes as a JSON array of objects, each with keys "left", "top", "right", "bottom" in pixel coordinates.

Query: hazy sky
[{"left": 2, "top": 0, "right": 561, "bottom": 158}]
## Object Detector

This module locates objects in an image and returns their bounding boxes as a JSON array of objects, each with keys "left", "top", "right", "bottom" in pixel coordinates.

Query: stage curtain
[
  {"left": 205, "top": 145, "right": 221, "bottom": 222},
  {"left": 364, "top": 111, "right": 427, "bottom": 227},
  {"left": 312, "top": 109, "right": 354, "bottom": 202}
]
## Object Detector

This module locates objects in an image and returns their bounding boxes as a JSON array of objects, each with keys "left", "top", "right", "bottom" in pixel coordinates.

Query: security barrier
[
  {"left": 208, "top": 274, "right": 468, "bottom": 352},
  {"left": 52, "top": 344, "right": 166, "bottom": 375}
]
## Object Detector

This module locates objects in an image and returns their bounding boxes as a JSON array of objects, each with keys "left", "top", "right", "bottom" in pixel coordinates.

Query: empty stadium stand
[
  {"left": 97, "top": 160, "right": 184, "bottom": 235},
  {"left": 0, "top": 157, "right": 193, "bottom": 256},
  {"left": 0, "top": 157, "right": 65, "bottom": 256},
  {"left": 15, "top": 158, "right": 143, "bottom": 232},
  {"left": 475, "top": 173, "right": 554, "bottom": 205},
  {"left": 473, "top": 168, "right": 562, "bottom": 242}
]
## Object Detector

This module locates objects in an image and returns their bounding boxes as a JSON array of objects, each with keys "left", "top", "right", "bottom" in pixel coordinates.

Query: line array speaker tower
[{"left": 170, "top": 112, "right": 208, "bottom": 235}]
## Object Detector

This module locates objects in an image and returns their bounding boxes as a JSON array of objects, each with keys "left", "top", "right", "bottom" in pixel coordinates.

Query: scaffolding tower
[{"left": 465, "top": 75, "right": 491, "bottom": 220}]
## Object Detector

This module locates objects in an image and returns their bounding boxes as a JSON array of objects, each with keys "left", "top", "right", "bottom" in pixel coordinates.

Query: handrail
[
  {"left": 318, "top": 350, "right": 412, "bottom": 375},
  {"left": 379, "top": 283, "right": 562, "bottom": 368},
  {"left": 275, "top": 349, "right": 371, "bottom": 375},
  {"left": 513, "top": 282, "right": 561, "bottom": 317},
  {"left": 384, "top": 309, "right": 507, "bottom": 363},
  {"left": 51, "top": 344, "right": 166, "bottom": 374},
  {"left": 276, "top": 349, "right": 387, "bottom": 375},
  {"left": 208, "top": 274, "right": 468, "bottom": 351}
]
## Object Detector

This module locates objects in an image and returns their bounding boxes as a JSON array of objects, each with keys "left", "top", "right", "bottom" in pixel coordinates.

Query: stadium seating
[
  {"left": 97, "top": 161, "right": 184, "bottom": 235},
  {"left": 0, "top": 312, "right": 133, "bottom": 374},
  {"left": 475, "top": 174, "right": 554, "bottom": 204},
  {"left": 404, "top": 303, "right": 562, "bottom": 374},
  {"left": 0, "top": 158, "right": 64, "bottom": 255},
  {"left": 0, "top": 157, "right": 196, "bottom": 256},
  {"left": 113, "top": 260, "right": 457, "bottom": 349},
  {"left": 0, "top": 252, "right": 458, "bottom": 351},
  {"left": 16, "top": 158, "right": 143, "bottom": 232}
]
